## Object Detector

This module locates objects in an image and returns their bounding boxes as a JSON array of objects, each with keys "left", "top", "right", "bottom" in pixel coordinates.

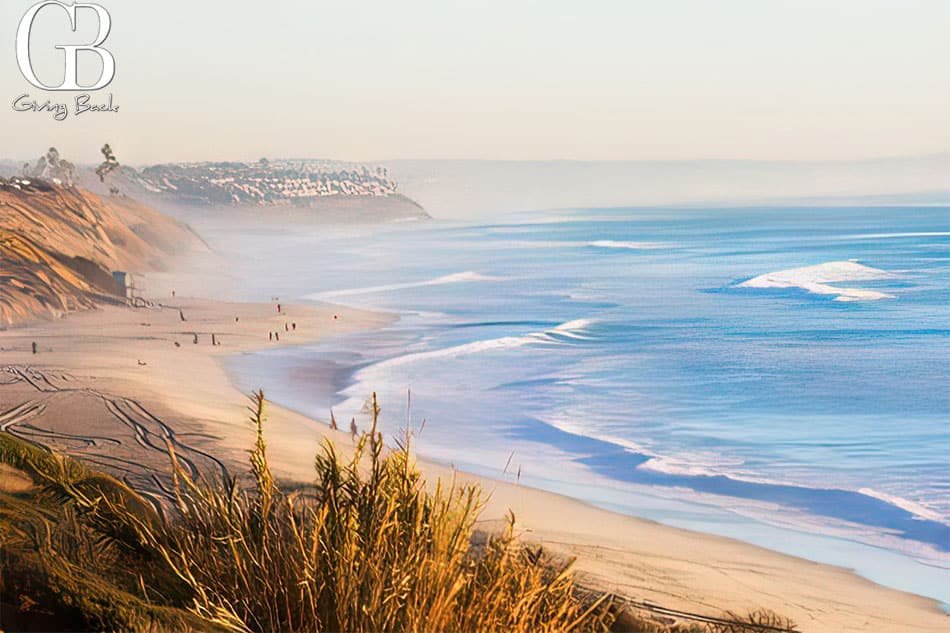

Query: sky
[{"left": 0, "top": 0, "right": 948, "bottom": 165}]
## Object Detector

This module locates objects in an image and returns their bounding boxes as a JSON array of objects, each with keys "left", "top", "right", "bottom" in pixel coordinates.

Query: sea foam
[
  {"left": 360, "top": 318, "right": 596, "bottom": 372},
  {"left": 308, "top": 271, "right": 503, "bottom": 299},
  {"left": 858, "top": 488, "right": 946, "bottom": 523},
  {"left": 587, "top": 240, "right": 666, "bottom": 250},
  {"left": 739, "top": 260, "right": 897, "bottom": 302}
]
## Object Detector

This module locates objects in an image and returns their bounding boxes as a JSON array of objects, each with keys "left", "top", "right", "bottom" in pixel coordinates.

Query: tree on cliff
[{"left": 96, "top": 144, "right": 120, "bottom": 182}]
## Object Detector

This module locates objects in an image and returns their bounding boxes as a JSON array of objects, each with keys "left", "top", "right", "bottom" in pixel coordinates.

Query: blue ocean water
[{"left": 215, "top": 206, "right": 949, "bottom": 603}]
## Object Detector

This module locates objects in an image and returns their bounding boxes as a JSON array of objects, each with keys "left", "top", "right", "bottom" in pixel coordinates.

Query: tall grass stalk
[{"left": 119, "top": 391, "right": 613, "bottom": 632}]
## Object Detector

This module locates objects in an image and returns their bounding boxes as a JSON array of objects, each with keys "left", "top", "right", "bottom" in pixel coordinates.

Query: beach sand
[{"left": 1, "top": 296, "right": 946, "bottom": 632}]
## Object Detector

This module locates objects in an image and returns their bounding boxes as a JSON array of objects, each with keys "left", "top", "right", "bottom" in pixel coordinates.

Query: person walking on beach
[
  {"left": 277, "top": 303, "right": 281, "bottom": 313},
  {"left": 31, "top": 341, "right": 37, "bottom": 355},
  {"left": 350, "top": 418, "right": 358, "bottom": 439}
]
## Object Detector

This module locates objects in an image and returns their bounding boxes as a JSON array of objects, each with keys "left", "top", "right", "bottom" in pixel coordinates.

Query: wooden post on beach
[
  {"left": 329, "top": 408, "right": 338, "bottom": 430},
  {"left": 212, "top": 334, "right": 217, "bottom": 346},
  {"left": 193, "top": 333, "right": 198, "bottom": 344},
  {"left": 179, "top": 309, "right": 186, "bottom": 322}
]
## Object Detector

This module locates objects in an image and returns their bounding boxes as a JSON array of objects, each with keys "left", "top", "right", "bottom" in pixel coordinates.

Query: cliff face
[{"left": 0, "top": 178, "right": 198, "bottom": 327}]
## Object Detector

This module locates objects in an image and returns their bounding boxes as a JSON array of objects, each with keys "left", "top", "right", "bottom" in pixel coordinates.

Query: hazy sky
[{"left": 1, "top": 0, "right": 948, "bottom": 165}]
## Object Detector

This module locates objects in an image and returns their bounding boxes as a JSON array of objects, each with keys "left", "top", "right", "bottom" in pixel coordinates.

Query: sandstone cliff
[{"left": 0, "top": 178, "right": 199, "bottom": 327}]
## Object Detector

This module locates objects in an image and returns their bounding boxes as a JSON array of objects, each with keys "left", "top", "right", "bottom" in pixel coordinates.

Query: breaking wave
[
  {"left": 738, "top": 260, "right": 897, "bottom": 302},
  {"left": 586, "top": 240, "right": 666, "bottom": 250},
  {"left": 362, "top": 318, "right": 597, "bottom": 372},
  {"left": 308, "top": 271, "right": 503, "bottom": 299}
]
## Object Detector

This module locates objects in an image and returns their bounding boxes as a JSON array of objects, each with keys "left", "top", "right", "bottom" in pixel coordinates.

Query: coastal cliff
[{"left": 0, "top": 178, "right": 200, "bottom": 327}]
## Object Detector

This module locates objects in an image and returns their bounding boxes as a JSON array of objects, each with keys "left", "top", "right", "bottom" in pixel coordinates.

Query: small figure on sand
[
  {"left": 275, "top": 332, "right": 280, "bottom": 341},
  {"left": 31, "top": 341, "right": 37, "bottom": 355},
  {"left": 285, "top": 323, "right": 289, "bottom": 332},
  {"left": 350, "top": 418, "right": 358, "bottom": 439},
  {"left": 211, "top": 334, "right": 218, "bottom": 346},
  {"left": 292, "top": 322, "right": 296, "bottom": 331},
  {"left": 193, "top": 333, "right": 199, "bottom": 344},
  {"left": 172, "top": 290, "right": 175, "bottom": 298},
  {"left": 179, "top": 309, "right": 186, "bottom": 322},
  {"left": 277, "top": 303, "right": 281, "bottom": 313},
  {"left": 329, "top": 409, "right": 338, "bottom": 431}
]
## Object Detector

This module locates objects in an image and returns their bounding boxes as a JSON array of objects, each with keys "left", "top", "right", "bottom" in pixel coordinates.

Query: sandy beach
[{"left": 0, "top": 293, "right": 946, "bottom": 633}]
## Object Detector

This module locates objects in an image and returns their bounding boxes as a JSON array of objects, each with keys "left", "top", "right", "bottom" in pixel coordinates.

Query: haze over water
[{"left": 206, "top": 205, "right": 950, "bottom": 604}]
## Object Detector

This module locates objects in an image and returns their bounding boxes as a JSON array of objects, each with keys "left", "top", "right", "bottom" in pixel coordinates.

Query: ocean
[{"left": 201, "top": 205, "right": 949, "bottom": 604}]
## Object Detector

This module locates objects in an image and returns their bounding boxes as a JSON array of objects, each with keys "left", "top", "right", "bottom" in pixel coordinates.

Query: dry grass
[
  {"left": 1, "top": 393, "right": 614, "bottom": 632},
  {"left": 0, "top": 391, "right": 797, "bottom": 633},
  {"left": 132, "top": 391, "right": 615, "bottom": 632},
  {"left": 0, "top": 432, "right": 216, "bottom": 632}
]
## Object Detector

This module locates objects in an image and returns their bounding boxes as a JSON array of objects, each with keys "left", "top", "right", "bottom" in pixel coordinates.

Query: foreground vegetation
[{"left": 0, "top": 392, "right": 796, "bottom": 632}]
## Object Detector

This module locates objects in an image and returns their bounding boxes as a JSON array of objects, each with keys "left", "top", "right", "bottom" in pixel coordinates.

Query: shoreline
[{"left": 1, "top": 297, "right": 947, "bottom": 632}]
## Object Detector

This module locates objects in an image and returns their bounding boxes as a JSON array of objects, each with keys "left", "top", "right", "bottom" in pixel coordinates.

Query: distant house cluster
[{"left": 138, "top": 159, "right": 399, "bottom": 206}]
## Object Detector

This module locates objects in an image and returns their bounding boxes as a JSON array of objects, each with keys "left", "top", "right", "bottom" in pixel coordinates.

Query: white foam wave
[
  {"left": 535, "top": 413, "right": 652, "bottom": 455},
  {"left": 858, "top": 488, "right": 946, "bottom": 523},
  {"left": 587, "top": 240, "right": 666, "bottom": 250},
  {"left": 535, "top": 413, "right": 947, "bottom": 525},
  {"left": 738, "top": 260, "right": 897, "bottom": 302},
  {"left": 548, "top": 318, "right": 597, "bottom": 340},
  {"left": 642, "top": 456, "right": 947, "bottom": 523},
  {"left": 536, "top": 416, "right": 789, "bottom": 490},
  {"left": 841, "top": 232, "right": 950, "bottom": 240},
  {"left": 639, "top": 454, "right": 750, "bottom": 479},
  {"left": 364, "top": 318, "right": 596, "bottom": 372},
  {"left": 490, "top": 240, "right": 669, "bottom": 250},
  {"left": 309, "top": 271, "right": 503, "bottom": 299}
]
